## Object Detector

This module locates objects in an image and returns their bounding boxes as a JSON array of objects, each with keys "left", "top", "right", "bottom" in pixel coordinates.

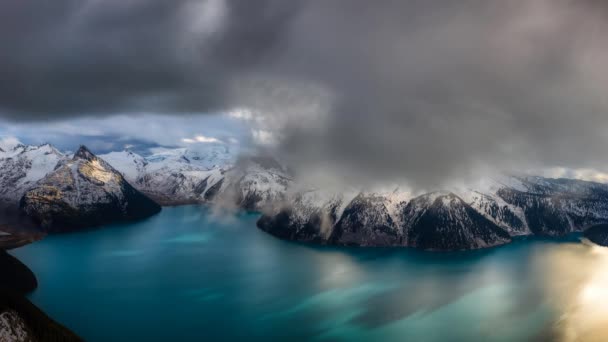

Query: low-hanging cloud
[{"left": 2, "top": 0, "right": 608, "bottom": 189}]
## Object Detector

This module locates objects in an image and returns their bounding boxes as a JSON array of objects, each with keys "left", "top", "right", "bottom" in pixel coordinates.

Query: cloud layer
[
  {"left": 2, "top": 0, "right": 608, "bottom": 189},
  {"left": 0, "top": 0, "right": 301, "bottom": 117}
]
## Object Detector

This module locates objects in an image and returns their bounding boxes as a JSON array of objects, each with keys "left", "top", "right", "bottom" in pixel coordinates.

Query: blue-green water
[{"left": 10, "top": 206, "right": 608, "bottom": 341}]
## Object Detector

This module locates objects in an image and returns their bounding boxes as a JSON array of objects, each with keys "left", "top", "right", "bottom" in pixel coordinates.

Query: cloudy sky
[
  {"left": 2, "top": 0, "right": 608, "bottom": 189},
  {"left": 0, "top": 113, "right": 249, "bottom": 154}
]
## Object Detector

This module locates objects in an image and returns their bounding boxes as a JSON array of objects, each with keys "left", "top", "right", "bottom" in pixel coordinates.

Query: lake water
[{"left": 10, "top": 206, "right": 608, "bottom": 341}]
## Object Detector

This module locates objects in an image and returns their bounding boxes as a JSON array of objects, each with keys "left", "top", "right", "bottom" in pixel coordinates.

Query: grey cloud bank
[
  {"left": 0, "top": 0, "right": 299, "bottom": 117},
  {"left": 2, "top": 0, "right": 608, "bottom": 189}
]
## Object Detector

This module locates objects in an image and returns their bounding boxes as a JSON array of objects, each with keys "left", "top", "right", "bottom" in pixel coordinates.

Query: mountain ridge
[
  {"left": 3, "top": 141, "right": 608, "bottom": 250},
  {"left": 258, "top": 177, "right": 608, "bottom": 251},
  {"left": 19, "top": 146, "right": 161, "bottom": 232}
]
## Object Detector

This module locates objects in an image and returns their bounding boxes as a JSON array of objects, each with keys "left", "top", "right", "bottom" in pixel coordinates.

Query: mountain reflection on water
[{"left": 9, "top": 206, "right": 608, "bottom": 341}]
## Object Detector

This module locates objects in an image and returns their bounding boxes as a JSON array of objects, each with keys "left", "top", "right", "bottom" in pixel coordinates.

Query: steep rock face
[
  {"left": 258, "top": 191, "right": 352, "bottom": 243},
  {"left": 496, "top": 189, "right": 572, "bottom": 236},
  {"left": 258, "top": 177, "right": 608, "bottom": 251},
  {"left": 257, "top": 208, "right": 328, "bottom": 243},
  {"left": 0, "top": 143, "right": 65, "bottom": 207},
  {"left": 20, "top": 146, "right": 160, "bottom": 232},
  {"left": 461, "top": 190, "right": 529, "bottom": 236},
  {"left": 402, "top": 193, "right": 511, "bottom": 250},
  {"left": 259, "top": 190, "right": 514, "bottom": 250},
  {"left": 496, "top": 177, "right": 608, "bottom": 236},
  {"left": 330, "top": 194, "right": 399, "bottom": 246}
]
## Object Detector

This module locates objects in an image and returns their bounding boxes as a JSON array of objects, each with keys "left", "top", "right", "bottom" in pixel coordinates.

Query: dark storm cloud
[
  {"left": 270, "top": 0, "right": 608, "bottom": 188},
  {"left": 2, "top": 0, "right": 608, "bottom": 188},
  {"left": 0, "top": 0, "right": 302, "bottom": 117}
]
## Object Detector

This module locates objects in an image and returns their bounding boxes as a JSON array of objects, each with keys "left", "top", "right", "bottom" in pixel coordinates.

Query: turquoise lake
[{"left": 10, "top": 205, "right": 608, "bottom": 341}]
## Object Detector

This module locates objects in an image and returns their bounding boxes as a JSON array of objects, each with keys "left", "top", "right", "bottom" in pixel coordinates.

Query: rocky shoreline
[
  {"left": 0, "top": 250, "right": 37, "bottom": 294},
  {"left": 0, "top": 249, "right": 82, "bottom": 341},
  {"left": 583, "top": 224, "right": 608, "bottom": 247},
  {"left": 257, "top": 177, "right": 608, "bottom": 251}
]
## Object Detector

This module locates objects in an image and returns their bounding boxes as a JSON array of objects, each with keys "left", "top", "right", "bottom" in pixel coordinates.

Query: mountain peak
[
  {"left": 73, "top": 145, "right": 96, "bottom": 161},
  {"left": 0, "top": 137, "right": 22, "bottom": 152},
  {"left": 21, "top": 144, "right": 161, "bottom": 232}
]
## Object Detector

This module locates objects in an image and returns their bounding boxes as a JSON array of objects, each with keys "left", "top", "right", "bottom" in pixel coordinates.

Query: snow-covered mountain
[
  {"left": 20, "top": 146, "right": 161, "bottom": 232},
  {"left": 4, "top": 140, "right": 608, "bottom": 251},
  {"left": 100, "top": 148, "right": 227, "bottom": 205},
  {"left": 100, "top": 147, "right": 292, "bottom": 210},
  {"left": 0, "top": 140, "right": 291, "bottom": 213},
  {"left": 259, "top": 176, "right": 608, "bottom": 251},
  {"left": 213, "top": 156, "right": 292, "bottom": 211},
  {"left": 0, "top": 143, "right": 64, "bottom": 207}
]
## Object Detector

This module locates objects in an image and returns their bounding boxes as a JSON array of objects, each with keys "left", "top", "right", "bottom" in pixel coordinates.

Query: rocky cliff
[
  {"left": 20, "top": 146, "right": 161, "bottom": 232},
  {"left": 259, "top": 177, "right": 608, "bottom": 251}
]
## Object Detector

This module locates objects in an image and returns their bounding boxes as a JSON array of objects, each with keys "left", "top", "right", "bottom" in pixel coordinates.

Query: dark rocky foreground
[
  {"left": 0, "top": 250, "right": 82, "bottom": 341},
  {"left": 0, "top": 250, "right": 37, "bottom": 294}
]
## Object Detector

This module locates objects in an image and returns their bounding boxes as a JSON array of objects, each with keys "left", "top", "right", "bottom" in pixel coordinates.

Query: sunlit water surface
[{"left": 10, "top": 206, "right": 608, "bottom": 341}]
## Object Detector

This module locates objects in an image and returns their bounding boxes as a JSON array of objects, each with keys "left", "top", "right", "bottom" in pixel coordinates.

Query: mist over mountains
[
  {"left": 3, "top": 139, "right": 608, "bottom": 250},
  {"left": 2, "top": 1, "right": 608, "bottom": 191}
]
